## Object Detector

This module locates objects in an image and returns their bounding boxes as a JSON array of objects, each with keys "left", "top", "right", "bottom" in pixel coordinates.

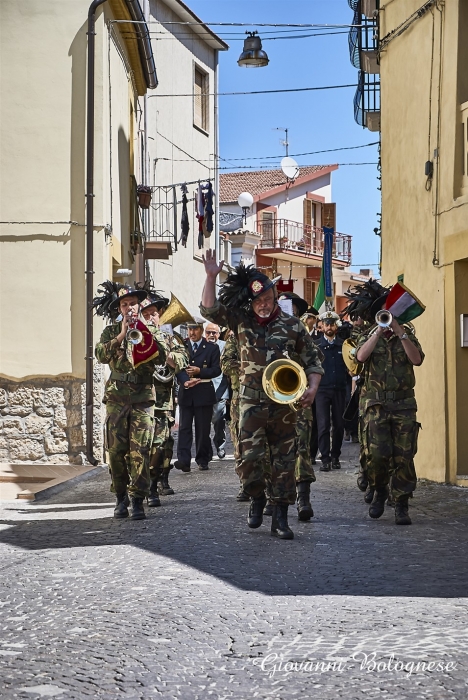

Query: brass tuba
[
  {"left": 159, "top": 294, "right": 196, "bottom": 328},
  {"left": 262, "top": 358, "right": 308, "bottom": 410},
  {"left": 342, "top": 338, "right": 363, "bottom": 376}
]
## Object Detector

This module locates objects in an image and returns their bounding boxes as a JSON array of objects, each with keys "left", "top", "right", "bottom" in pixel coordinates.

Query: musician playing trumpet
[
  {"left": 140, "top": 293, "right": 189, "bottom": 505},
  {"left": 353, "top": 287, "right": 424, "bottom": 526},
  {"left": 94, "top": 284, "right": 169, "bottom": 521}
]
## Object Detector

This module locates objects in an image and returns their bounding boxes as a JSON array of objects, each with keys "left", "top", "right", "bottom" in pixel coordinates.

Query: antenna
[{"left": 273, "top": 127, "right": 289, "bottom": 156}]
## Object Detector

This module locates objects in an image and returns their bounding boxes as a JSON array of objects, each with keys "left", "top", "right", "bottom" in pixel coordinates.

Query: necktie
[{"left": 193, "top": 342, "right": 198, "bottom": 353}]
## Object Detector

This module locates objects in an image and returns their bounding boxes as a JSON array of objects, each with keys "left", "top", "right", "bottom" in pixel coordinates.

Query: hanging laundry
[
  {"left": 204, "top": 181, "right": 214, "bottom": 236},
  {"left": 180, "top": 184, "right": 189, "bottom": 247},
  {"left": 196, "top": 183, "right": 205, "bottom": 249}
]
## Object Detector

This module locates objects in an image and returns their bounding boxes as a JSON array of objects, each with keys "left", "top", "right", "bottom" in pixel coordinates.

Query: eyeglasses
[{"left": 205, "top": 330, "right": 219, "bottom": 335}]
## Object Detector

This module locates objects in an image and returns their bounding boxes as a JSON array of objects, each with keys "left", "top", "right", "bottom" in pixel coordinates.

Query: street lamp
[
  {"left": 237, "top": 31, "right": 269, "bottom": 68},
  {"left": 238, "top": 192, "right": 254, "bottom": 225}
]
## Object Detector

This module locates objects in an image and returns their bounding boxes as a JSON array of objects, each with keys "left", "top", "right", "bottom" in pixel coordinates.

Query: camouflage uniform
[
  {"left": 200, "top": 300, "right": 324, "bottom": 504},
  {"left": 151, "top": 334, "right": 189, "bottom": 481},
  {"left": 355, "top": 325, "right": 424, "bottom": 501},
  {"left": 95, "top": 323, "right": 168, "bottom": 498},
  {"left": 220, "top": 334, "right": 241, "bottom": 464}
]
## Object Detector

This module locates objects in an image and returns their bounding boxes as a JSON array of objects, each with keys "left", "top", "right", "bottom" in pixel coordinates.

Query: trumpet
[
  {"left": 125, "top": 315, "right": 143, "bottom": 345},
  {"left": 375, "top": 309, "right": 393, "bottom": 328},
  {"left": 262, "top": 357, "right": 308, "bottom": 410}
]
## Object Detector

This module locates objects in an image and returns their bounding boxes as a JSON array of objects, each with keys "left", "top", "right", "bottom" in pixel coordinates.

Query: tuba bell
[
  {"left": 159, "top": 294, "right": 196, "bottom": 329},
  {"left": 262, "top": 358, "right": 308, "bottom": 410},
  {"left": 342, "top": 338, "right": 363, "bottom": 376},
  {"left": 375, "top": 309, "right": 393, "bottom": 328}
]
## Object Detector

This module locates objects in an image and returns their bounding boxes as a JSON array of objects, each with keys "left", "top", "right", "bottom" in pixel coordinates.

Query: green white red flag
[{"left": 384, "top": 283, "right": 425, "bottom": 324}]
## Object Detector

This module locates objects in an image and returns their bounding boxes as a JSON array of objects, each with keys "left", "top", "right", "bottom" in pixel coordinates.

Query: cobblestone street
[{"left": 1, "top": 441, "right": 467, "bottom": 700}]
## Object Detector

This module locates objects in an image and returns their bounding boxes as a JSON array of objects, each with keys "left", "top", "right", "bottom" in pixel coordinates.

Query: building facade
[{"left": 377, "top": 0, "right": 468, "bottom": 484}]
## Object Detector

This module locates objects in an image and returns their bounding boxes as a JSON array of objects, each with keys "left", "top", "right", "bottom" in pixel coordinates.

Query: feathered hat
[
  {"left": 135, "top": 281, "right": 169, "bottom": 311},
  {"left": 218, "top": 262, "right": 280, "bottom": 311},
  {"left": 278, "top": 292, "right": 309, "bottom": 317},
  {"left": 92, "top": 280, "right": 124, "bottom": 321},
  {"left": 108, "top": 285, "right": 147, "bottom": 312},
  {"left": 343, "top": 279, "right": 390, "bottom": 323}
]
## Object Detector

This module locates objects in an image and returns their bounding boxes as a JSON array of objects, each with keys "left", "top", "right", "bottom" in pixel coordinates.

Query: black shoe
[
  {"left": 331, "top": 459, "right": 341, "bottom": 470},
  {"left": 130, "top": 496, "right": 146, "bottom": 520},
  {"left": 248, "top": 493, "right": 267, "bottom": 529},
  {"left": 369, "top": 488, "right": 388, "bottom": 519},
  {"left": 198, "top": 464, "right": 209, "bottom": 471},
  {"left": 236, "top": 487, "right": 250, "bottom": 502},
  {"left": 263, "top": 500, "right": 274, "bottom": 517},
  {"left": 357, "top": 472, "right": 368, "bottom": 492},
  {"left": 174, "top": 460, "right": 191, "bottom": 473},
  {"left": 217, "top": 449, "right": 226, "bottom": 459},
  {"left": 364, "top": 486, "right": 375, "bottom": 504},
  {"left": 395, "top": 498, "right": 412, "bottom": 525},
  {"left": 320, "top": 462, "right": 331, "bottom": 472},
  {"left": 159, "top": 471, "right": 174, "bottom": 496},
  {"left": 114, "top": 493, "right": 129, "bottom": 519},
  {"left": 271, "top": 504, "right": 294, "bottom": 540},
  {"left": 147, "top": 481, "right": 161, "bottom": 508},
  {"left": 296, "top": 481, "right": 314, "bottom": 521}
]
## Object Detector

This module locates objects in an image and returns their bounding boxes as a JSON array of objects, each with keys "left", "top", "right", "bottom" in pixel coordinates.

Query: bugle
[{"left": 375, "top": 309, "right": 393, "bottom": 328}]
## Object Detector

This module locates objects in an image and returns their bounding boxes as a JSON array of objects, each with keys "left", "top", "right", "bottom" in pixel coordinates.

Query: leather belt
[
  {"left": 110, "top": 371, "right": 152, "bottom": 385},
  {"left": 184, "top": 379, "right": 212, "bottom": 388},
  {"left": 373, "top": 389, "right": 414, "bottom": 401},
  {"left": 239, "top": 385, "right": 269, "bottom": 401}
]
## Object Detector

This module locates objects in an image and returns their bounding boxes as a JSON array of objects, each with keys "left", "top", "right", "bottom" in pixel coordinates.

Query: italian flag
[
  {"left": 385, "top": 283, "right": 425, "bottom": 324},
  {"left": 313, "top": 266, "right": 327, "bottom": 315},
  {"left": 313, "top": 227, "right": 334, "bottom": 314}
]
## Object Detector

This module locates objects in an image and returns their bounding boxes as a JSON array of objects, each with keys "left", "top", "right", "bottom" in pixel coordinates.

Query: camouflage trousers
[
  {"left": 150, "top": 411, "right": 174, "bottom": 479},
  {"left": 237, "top": 397, "right": 296, "bottom": 505},
  {"left": 357, "top": 415, "right": 368, "bottom": 476},
  {"left": 263, "top": 407, "right": 316, "bottom": 486},
  {"left": 105, "top": 401, "right": 154, "bottom": 498},
  {"left": 361, "top": 406, "right": 419, "bottom": 501},
  {"left": 229, "top": 396, "right": 240, "bottom": 465}
]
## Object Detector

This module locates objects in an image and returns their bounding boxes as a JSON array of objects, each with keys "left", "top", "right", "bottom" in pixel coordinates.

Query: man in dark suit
[{"left": 174, "top": 318, "right": 221, "bottom": 472}]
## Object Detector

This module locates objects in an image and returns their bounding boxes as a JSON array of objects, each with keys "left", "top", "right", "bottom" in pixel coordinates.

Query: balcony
[{"left": 256, "top": 219, "right": 352, "bottom": 266}]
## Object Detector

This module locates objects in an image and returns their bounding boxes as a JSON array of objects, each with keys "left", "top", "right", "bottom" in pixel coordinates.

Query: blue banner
[{"left": 323, "top": 227, "right": 334, "bottom": 299}]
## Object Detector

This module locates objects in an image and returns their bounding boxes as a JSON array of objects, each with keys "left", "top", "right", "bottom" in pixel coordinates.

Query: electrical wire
[
  {"left": 112, "top": 20, "right": 366, "bottom": 28},
  {"left": 218, "top": 162, "right": 378, "bottom": 170},
  {"left": 148, "top": 83, "right": 358, "bottom": 98},
  {"left": 164, "top": 142, "right": 379, "bottom": 163}
]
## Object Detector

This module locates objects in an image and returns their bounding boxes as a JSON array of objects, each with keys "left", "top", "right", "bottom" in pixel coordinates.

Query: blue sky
[{"left": 189, "top": 0, "right": 381, "bottom": 273}]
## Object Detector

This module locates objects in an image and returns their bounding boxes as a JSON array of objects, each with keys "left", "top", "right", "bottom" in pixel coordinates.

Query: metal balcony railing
[
  {"left": 256, "top": 219, "right": 352, "bottom": 265},
  {"left": 354, "top": 70, "right": 380, "bottom": 130}
]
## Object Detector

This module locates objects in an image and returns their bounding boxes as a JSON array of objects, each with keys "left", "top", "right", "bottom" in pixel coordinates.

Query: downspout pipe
[
  {"left": 125, "top": 0, "right": 158, "bottom": 89},
  {"left": 86, "top": 0, "right": 108, "bottom": 466}
]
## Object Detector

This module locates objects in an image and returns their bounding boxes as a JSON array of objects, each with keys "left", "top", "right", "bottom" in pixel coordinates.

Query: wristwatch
[{"left": 399, "top": 333, "right": 409, "bottom": 340}]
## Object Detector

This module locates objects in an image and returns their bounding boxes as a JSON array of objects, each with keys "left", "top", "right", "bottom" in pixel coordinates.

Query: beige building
[{"left": 375, "top": 0, "right": 468, "bottom": 484}]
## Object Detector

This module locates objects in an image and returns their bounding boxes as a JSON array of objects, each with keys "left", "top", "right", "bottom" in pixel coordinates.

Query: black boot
[
  {"left": 271, "top": 504, "right": 294, "bottom": 540},
  {"left": 357, "top": 471, "right": 368, "bottom": 492},
  {"left": 130, "top": 496, "right": 146, "bottom": 520},
  {"left": 159, "top": 471, "right": 174, "bottom": 496},
  {"left": 364, "top": 486, "right": 375, "bottom": 504},
  {"left": 320, "top": 461, "right": 331, "bottom": 472},
  {"left": 247, "top": 493, "right": 267, "bottom": 529},
  {"left": 331, "top": 459, "right": 341, "bottom": 470},
  {"left": 263, "top": 500, "right": 274, "bottom": 517},
  {"left": 114, "top": 493, "right": 129, "bottom": 519},
  {"left": 147, "top": 480, "right": 161, "bottom": 507},
  {"left": 394, "top": 497, "right": 412, "bottom": 525},
  {"left": 368, "top": 487, "right": 388, "bottom": 519},
  {"left": 236, "top": 486, "right": 250, "bottom": 502},
  {"left": 296, "top": 481, "right": 314, "bottom": 521}
]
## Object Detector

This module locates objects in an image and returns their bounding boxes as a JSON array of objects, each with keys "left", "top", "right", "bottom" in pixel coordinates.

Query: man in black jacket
[
  {"left": 315, "top": 312, "right": 349, "bottom": 472},
  {"left": 174, "top": 318, "right": 221, "bottom": 472}
]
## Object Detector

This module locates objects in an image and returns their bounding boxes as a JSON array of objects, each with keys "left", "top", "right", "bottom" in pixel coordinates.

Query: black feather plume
[
  {"left": 218, "top": 262, "right": 267, "bottom": 310},
  {"left": 92, "top": 280, "right": 123, "bottom": 320},
  {"left": 343, "top": 278, "right": 389, "bottom": 322}
]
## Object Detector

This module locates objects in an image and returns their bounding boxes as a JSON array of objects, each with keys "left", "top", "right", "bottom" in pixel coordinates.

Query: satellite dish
[{"left": 281, "top": 156, "right": 300, "bottom": 180}]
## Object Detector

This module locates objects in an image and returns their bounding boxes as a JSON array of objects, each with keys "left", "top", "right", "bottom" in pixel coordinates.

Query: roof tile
[{"left": 220, "top": 165, "right": 333, "bottom": 202}]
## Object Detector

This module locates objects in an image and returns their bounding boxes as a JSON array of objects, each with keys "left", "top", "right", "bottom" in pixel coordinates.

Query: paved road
[{"left": 1, "top": 441, "right": 467, "bottom": 699}]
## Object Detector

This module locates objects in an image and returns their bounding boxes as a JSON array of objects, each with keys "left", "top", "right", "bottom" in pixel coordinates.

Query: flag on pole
[
  {"left": 313, "top": 227, "right": 334, "bottom": 314},
  {"left": 384, "top": 283, "right": 425, "bottom": 324}
]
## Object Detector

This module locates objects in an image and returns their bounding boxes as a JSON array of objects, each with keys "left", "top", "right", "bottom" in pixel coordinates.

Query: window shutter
[
  {"left": 322, "top": 203, "right": 336, "bottom": 230},
  {"left": 194, "top": 69, "right": 203, "bottom": 128},
  {"left": 303, "top": 198, "right": 312, "bottom": 226}
]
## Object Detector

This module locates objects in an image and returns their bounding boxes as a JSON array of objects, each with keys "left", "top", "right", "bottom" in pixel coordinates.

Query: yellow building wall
[{"left": 380, "top": 0, "right": 468, "bottom": 483}]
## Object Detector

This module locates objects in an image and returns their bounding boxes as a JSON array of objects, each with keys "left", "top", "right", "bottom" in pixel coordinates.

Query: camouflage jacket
[
  {"left": 200, "top": 300, "right": 324, "bottom": 393},
  {"left": 154, "top": 333, "right": 189, "bottom": 412},
  {"left": 356, "top": 325, "right": 424, "bottom": 412},
  {"left": 220, "top": 334, "right": 241, "bottom": 395},
  {"left": 95, "top": 322, "right": 169, "bottom": 405}
]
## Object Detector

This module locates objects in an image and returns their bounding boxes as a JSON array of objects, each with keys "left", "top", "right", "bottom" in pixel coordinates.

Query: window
[{"left": 194, "top": 67, "right": 209, "bottom": 133}]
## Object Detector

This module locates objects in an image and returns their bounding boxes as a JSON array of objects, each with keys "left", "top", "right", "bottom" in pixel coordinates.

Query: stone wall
[{"left": 0, "top": 365, "right": 105, "bottom": 464}]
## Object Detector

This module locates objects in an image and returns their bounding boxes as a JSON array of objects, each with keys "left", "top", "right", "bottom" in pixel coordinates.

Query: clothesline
[{"left": 147, "top": 178, "right": 213, "bottom": 191}]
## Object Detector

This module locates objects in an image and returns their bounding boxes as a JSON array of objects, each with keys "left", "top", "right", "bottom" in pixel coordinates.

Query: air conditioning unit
[
  {"left": 362, "top": 0, "right": 378, "bottom": 18},
  {"left": 360, "top": 50, "right": 380, "bottom": 74}
]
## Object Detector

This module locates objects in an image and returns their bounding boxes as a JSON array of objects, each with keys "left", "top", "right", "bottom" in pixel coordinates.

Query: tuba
[
  {"left": 262, "top": 358, "right": 308, "bottom": 410},
  {"left": 342, "top": 338, "right": 363, "bottom": 376},
  {"left": 159, "top": 294, "right": 196, "bottom": 328}
]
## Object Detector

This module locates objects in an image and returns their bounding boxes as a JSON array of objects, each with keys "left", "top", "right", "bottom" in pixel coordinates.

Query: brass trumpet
[
  {"left": 126, "top": 316, "right": 143, "bottom": 345},
  {"left": 262, "top": 358, "right": 308, "bottom": 410},
  {"left": 375, "top": 309, "right": 393, "bottom": 328}
]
